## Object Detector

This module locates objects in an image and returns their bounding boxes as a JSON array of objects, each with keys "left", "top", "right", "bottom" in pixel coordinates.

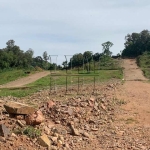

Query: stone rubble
[{"left": 0, "top": 81, "right": 149, "bottom": 149}]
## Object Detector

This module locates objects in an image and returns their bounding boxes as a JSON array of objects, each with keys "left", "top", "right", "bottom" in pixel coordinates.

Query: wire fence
[{"left": 49, "top": 55, "right": 121, "bottom": 95}]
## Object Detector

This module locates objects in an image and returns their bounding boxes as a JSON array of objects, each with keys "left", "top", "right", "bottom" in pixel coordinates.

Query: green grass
[
  {"left": 28, "top": 69, "right": 122, "bottom": 86},
  {"left": 137, "top": 51, "right": 150, "bottom": 79},
  {"left": 0, "top": 87, "right": 40, "bottom": 97},
  {"left": 13, "top": 126, "right": 41, "bottom": 138},
  {"left": 23, "top": 126, "right": 41, "bottom": 138}
]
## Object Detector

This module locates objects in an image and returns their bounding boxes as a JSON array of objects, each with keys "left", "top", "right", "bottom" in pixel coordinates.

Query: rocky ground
[{"left": 0, "top": 79, "right": 150, "bottom": 150}]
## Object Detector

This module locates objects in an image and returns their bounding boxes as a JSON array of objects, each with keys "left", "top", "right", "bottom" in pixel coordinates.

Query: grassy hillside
[
  {"left": 0, "top": 69, "right": 122, "bottom": 97},
  {"left": 0, "top": 68, "right": 42, "bottom": 85},
  {"left": 0, "top": 69, "right": 29, "bottom": 85},
  {"left": 0, "top": 58, "right": 123, "bottom": 97},
  {"left": 137, "top": 51, "right": 150, "bottom": 79}
]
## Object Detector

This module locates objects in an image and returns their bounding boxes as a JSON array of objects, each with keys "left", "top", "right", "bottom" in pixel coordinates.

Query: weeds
[
  {"left": 117, "top": 99, "right": 126, "bottom": 105},
  {"left": 23, "top": 126, "right": 41, "bottom": 138}
]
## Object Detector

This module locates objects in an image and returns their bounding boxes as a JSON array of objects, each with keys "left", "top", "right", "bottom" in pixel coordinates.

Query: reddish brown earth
[
  {"left": 0, "top": 59, "right": 150, "bottom": 150},
  {"left": 116, "top": 59, "right": 150, "bottom": 127},
  {"left": 122, "top": 59, "right": 148, "bottom": 81}
]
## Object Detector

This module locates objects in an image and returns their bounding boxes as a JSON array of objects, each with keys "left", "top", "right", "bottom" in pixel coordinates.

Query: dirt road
[
  {"left": 0, "top": 71, "right": 50, "bottom": 88},
  {"left": 122, "top": 59, "right": 148, "bottom": 81},
  {"left": 116, "top": 59, "right": 150, "bottom": 127}
]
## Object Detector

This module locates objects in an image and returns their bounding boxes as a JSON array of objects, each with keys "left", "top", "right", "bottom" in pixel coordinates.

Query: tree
[
  {"left": 23, "top": 49, "right": 34, "bottom": 68},
  {"left": 6, "top": 39, "right": 15, "bottom": 48},
  {"left": 33, "top": 56, "right": 43, "bottom": 68},
  {"left": 43, "top": 51, "right": 48, "bottom": 61},
  {"left": 62, "top": 61, "right": 68, "bottom": 69},
  {"left": 42, "top": 51, "right": 49, "bottom": 69},
  {"left": 93, "top": 53, "right": 102, "bottom": 61},
  {"left": 26, "top": 48, "right": 34, "bottom": 58},
  {"left": 69, "top": 53, "right": 83, "bottom": 68},
  {"left": 102, "top": 41, "right": 113, "bottom": 56},
  {"left": 83, "top": 51, "right": 93, "bottom": 62}
]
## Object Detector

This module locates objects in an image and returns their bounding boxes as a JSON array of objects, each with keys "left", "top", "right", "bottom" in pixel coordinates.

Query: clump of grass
[
  {"left": 126, "top": 118, "right": 138, "bottom": 124},
  {"left": 116, "top": 99, "right": 127, "bottom": 105},
  {"left": 23, "top": 126, "right": 41, "bottom": 138}
]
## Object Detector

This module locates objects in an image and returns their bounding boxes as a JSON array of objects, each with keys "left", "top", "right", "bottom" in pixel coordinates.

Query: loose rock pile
[{"left": 0, "top": 81, "right": 150, "bottom": 150}]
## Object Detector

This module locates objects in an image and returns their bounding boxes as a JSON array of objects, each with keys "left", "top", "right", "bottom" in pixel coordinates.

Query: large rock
[
  {"left": 4, "top": 101, "right": 36, "bottom": 115},
  {"left": 38, "top": 134, "right": 51, "bottom": 147},
  {"left": 25, "top": 110, "right": 45, "bottom": 126},
  {"left": 0, "top": 124, "right": 10, "bottom": 138}
]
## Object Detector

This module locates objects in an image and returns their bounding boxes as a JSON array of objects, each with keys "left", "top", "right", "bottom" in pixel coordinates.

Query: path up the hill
[{"left": 122, "top": 59, "right": 148, "bottom": 81}]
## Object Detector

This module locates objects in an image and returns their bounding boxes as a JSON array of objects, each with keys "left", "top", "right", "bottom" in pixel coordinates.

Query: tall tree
[
  {"left": 42, "top": 51, "right": 49, "bottom": 69},
  {"left": 102, "top": 41, "right": 113, "bottom": 56},
  {"left": 43, "top": 51, "right": 48, "bottom": 61}
]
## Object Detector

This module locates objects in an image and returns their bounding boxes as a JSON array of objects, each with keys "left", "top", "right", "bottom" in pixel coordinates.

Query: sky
[{"left": 0, "top": 0, "right": 150, "bottom": 64}]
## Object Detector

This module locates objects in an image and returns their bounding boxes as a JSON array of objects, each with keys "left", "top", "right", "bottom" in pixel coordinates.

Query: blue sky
[{"left": 0, "top": 0, "right": 150, "bottom": 64}]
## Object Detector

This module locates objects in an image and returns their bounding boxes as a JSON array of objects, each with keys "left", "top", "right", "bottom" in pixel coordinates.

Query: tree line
[
  {"left": 0, "top": 40, "right": 114, "bottom": 70},
  {"left": 0, "top": 40, "right": 59, "bottom": 70},
  {"left": 62, "top": 41, "right": 114, "bottom": 69},
  {"left": 1, "top": 29, "right": 150, "bottom": 71}
]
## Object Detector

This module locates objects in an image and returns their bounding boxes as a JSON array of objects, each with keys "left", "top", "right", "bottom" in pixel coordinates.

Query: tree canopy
[
  {"left": 0, "top": 40, "right": 56, "bottom": 70},
  {"left": 102, "top": 41, "right": 113, "bottom": 56},
  {"left": 122, "top": 30, "right": 150, "bottom": 57},
  {"left": 0, "top": 39, "right": 115, "bottom": 70}
]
